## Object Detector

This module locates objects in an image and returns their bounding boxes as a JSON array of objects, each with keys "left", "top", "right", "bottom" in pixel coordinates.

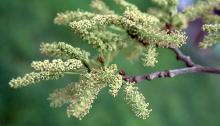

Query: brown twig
[
  {"left": 121, "top": 65, "right": 220, "bottom": 83},
  {"left": 121, "top": 25, "right": 220, "bottom": 83},
  {"left": 170, "top": 48, "right": 195, "bottom": 67}
]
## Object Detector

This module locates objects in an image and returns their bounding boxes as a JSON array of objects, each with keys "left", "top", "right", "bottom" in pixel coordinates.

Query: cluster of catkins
[{"left": 9, "top": 0, "right": 220, "bottom": 120}]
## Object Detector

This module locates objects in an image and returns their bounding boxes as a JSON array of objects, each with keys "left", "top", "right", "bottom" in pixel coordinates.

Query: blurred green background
[{"left": 1, "top": 0, "right": 220, "bottom": 126}]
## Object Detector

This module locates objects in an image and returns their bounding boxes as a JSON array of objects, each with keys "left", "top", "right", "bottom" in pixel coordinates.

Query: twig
[
  {"left": 169, "top": 48, "right": 195, "bottom": 67},
  {"left": 121, "top": 65, "right": 220, "bottom": 83},
  {"left": 122, "top": 27, "right": 220, "bottom": 83}
]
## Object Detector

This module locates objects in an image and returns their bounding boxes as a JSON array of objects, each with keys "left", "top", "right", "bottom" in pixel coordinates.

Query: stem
[
  {"left": 169, "top": 48, "right": 195, "bottom": 67},
  {"left": 121, "top": 65, "right": 220, "bottom": 83},
  {"left": 122, "top": 25, "right": 220, "bottom": 83}
]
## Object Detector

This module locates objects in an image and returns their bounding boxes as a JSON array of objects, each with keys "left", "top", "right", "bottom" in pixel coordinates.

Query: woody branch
[{"left": 120, "top": 26, "right": 220, "bottom": 83}]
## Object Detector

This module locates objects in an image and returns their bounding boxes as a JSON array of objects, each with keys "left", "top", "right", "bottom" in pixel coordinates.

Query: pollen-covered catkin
[
  {"left": 142, "top": 45, "right": 158, "bottom": 67},
  {"left": 9, "top": 71, "right": 63, "bottom": 88},
  {"left": 106, "top": 64, "right": 123, "bottom": 97},
  {"left": 31, "top": 59, "right": 84, "bottom": 72},
  {"left": 124, "top": 82, "right": 152, "bottom": 119},
  {"left": 183, "top": 0, "right": 220, "bottom": 21},
  {"left": 90, "top": 0, "right": 115, "bottom": 14},
  {"left": 200, "top": 24, "right": 220, "bottom": 48},
  {"left": 54, "top": 10, "right": 96, "bottom": 25},
  {"left": 48, "top": 82, "right": 81, "bottom": 108},
  {"left": 40, "top": 42, "right": 90, "bottom": 61}
]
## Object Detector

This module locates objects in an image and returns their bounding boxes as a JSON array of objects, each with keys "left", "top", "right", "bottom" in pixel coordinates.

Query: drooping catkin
[{"left": 124, "top": 82, "right": 152, "bottom": 119}]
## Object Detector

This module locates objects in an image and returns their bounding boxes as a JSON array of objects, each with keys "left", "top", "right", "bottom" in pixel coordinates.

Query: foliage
[{"left": 8, "top": 0, "right": 220, "bottom": 121}]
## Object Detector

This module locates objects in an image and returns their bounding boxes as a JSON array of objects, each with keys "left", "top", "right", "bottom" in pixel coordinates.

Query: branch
[
  {"left": 122, "top": 26, "right": 220, "bottom": 83},
  {"left": 121, "top": 65, "right": 220, "bottom": 83},
  {"left": 169, "top": 48, "right": 195, "bottom": 67}
]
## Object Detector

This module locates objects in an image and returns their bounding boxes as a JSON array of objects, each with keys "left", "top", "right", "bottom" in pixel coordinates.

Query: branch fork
[{"left": 120, "top": 47, "right": 220, "bottom": 83}]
